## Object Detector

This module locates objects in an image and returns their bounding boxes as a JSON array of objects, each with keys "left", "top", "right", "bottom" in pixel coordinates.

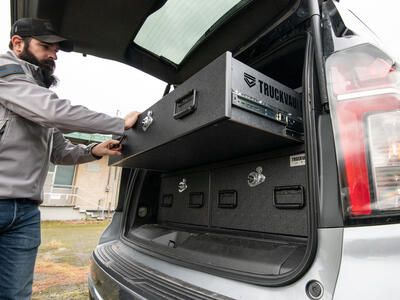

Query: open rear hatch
[
  {"left": 115, "top": 30, "right": 314, "bottom": 285},
  {"left": 12, "top": 0, "right": 317, "bottom": 286},
  {"left": 11, "top": 0, "right": 305, "bottom": 84}
]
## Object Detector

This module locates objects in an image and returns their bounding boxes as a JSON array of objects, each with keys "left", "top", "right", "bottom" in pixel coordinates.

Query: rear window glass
[{"left": 134, "top": 0, "right": 249, "bottom": 65}]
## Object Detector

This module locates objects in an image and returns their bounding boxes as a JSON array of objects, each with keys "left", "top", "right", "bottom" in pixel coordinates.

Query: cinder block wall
[{"left": 40, "top": 206, "right": 83, "bottom": 221}]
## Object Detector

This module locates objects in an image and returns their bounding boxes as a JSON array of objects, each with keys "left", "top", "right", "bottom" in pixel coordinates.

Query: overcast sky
[{"left": 0, "top": 1, "right": 399, "bottom": 118}]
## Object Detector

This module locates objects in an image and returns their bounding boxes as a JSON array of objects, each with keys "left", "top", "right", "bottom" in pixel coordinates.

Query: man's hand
[
  {"left": 124, "top": 111, "right": 141, "bottom": 130},
  {"left": 91, "top": 140, "right": 123, "bottom": 157}
]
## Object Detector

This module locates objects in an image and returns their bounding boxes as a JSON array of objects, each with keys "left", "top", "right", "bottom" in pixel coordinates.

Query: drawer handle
[
  {"left": 173, "top": 90, "right": 197, "bottom": 119},
  {"left": 141, "top": 110, "right": 153, "bottom": 131}
]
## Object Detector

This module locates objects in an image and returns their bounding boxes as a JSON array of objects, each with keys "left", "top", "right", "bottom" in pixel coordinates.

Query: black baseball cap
[{"left": 11, "top": 18, "right": 73, "bottom": 52}]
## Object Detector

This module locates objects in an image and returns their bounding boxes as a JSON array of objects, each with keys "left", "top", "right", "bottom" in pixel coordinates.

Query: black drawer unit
[
  {"left": 110, "top": 52, "right": 303, "bottom": 171},
  {"left": 156, "top": 152, "right": 307, "bottom": 235},
  {"left": 158, "top": 172, "right": 209, "bottom": 226}
]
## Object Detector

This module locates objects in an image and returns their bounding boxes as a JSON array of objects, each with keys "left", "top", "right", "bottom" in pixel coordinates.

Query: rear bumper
[
  {"left": 88, "top": 228, "right": 343, "bottom": 300},
  {"left": 89, "top": 241, "right": 231, "bottom": 300},
  {"left": 88, "top": 275, "right": 103, "bottom": 300},
  {"left": 89, "top": 252, "right": 147, "bottom": 300}
]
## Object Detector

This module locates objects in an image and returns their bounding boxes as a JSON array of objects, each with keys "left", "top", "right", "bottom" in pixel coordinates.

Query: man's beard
[{"left": 18, "top": 45, "right": 58, "bottom": 88}]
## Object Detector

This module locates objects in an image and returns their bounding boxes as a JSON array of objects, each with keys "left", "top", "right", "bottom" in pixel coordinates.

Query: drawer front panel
[
  {"left": 110, "top": 53, "right": 230, "bottom": 167},
  {"left": 210, "top": 155, "right": 307, "bottom": 236},
  {"left": 158, "top": 172, "right": 209, "bottom": 226}
]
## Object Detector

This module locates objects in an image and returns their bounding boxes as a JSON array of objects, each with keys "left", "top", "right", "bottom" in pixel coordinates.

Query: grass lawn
[{"left": 32, "top": 220, "right": 110, "bottom": 300}]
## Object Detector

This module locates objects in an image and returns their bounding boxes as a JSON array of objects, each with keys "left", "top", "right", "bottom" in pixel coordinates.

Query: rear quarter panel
[{"left": 334, "top": 224, "right": 400, "bottom": 300}]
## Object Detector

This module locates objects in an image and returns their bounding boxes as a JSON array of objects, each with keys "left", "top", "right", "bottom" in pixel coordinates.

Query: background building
[{"left": 40, "top": 133, "right": 122, "bottom": 220}]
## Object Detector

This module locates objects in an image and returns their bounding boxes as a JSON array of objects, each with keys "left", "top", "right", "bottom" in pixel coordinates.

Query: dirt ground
[{"left": 32, "top": 220, "right": 110, "bottom": 300}]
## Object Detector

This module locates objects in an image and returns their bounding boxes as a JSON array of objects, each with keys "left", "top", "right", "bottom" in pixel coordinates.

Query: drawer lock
[
  {"left": 178, "top": 178, "right": 188, "bottom": 193},
  {"left": 247, "top": 166, "right": 266, "bottom": 187},
  {"left": 141, "top": 110, "right": 154, "bottom": 131}
]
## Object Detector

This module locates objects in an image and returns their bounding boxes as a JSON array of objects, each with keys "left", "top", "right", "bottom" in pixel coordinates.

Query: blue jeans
[{"left": 0, "top": 199, "right": 41, "bottom": 300}]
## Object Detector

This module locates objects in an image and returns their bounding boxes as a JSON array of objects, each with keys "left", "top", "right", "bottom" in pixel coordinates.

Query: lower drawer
[
  {"left": 210, "top": 154, "right": 307, "bottom": 236},
  {"left": 157, "top": 152, "right": 307, "bottom": 236},
  {"left": 158, "top": 172, "right": 209, "bottom": 226}
]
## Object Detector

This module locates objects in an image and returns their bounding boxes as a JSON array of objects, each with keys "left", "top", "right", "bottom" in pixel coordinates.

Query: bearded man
[{"left": 0, "top": 18, "right": 139, "bottom": 299}]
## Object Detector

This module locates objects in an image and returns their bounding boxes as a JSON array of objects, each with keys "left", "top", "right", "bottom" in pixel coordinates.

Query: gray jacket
[{"left": 0, "top": 51, "right": 125, "bottom": 202}]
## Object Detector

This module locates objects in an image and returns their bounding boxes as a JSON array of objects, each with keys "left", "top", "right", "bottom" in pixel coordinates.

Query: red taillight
[{"left": 327, "top": 44, "right": 400, "bottom": 217}]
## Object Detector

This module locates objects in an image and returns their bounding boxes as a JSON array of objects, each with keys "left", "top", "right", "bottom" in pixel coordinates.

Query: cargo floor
[{"left": 129, "top": 224, "right": 307, "bottom": 276}]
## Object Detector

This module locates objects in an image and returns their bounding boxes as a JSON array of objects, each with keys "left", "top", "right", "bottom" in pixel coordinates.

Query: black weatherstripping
[
  {"left": 318, "top": 115, "right": 343, "bottom": 227},
  {"left": 308, "top": 0, "right": 329, "bottom": 107},
  {"left": 294, "top": 32, "right": 319, "bottom": 282}
]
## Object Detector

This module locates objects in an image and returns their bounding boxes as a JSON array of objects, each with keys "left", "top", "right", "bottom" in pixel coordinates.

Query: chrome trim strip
[
  {"left": 88, "top": 276, "right": 104, "bottom": 300},
  {"left": 337, "top": 88, "right": 400, "bottom": 101}
]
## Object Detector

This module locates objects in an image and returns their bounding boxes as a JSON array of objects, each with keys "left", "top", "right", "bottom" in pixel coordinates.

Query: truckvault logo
[
  {"left": 243, "top": 72, "right": 299, "bottom": 109},
  {"left": 244, "top": 72, "right": 256, "bottom": 87}
]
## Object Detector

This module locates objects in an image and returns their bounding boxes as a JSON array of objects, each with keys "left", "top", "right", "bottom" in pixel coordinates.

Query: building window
[{"left": 49, "top": 163, "right": 76, "bottom": 187}]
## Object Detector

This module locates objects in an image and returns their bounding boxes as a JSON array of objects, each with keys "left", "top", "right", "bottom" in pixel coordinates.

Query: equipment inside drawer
[{"left": 230, "top": 55, "right": 302, "bottom": 133}]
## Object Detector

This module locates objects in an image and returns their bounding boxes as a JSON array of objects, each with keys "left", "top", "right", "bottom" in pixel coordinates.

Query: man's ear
[{"left": 11, "top": 35, "right": 24, "bottom": 54}]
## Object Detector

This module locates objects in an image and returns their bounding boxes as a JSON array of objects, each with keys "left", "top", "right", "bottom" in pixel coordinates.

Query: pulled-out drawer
[{"left": 110, "top": 52, "right": 303, "bottom": 171}]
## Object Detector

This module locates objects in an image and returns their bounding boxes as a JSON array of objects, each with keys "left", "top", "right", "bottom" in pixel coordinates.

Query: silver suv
[{"left": 12, "top": 0, "right": 400, "bottom": 299}]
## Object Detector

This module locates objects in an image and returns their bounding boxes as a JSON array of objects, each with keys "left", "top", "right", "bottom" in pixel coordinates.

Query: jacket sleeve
[
  {"left": 50, "top": 129, "right": 102, "bottom": 165},
  {"left": 0, "top": 74, "right": 125, "bottom": 135}
]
